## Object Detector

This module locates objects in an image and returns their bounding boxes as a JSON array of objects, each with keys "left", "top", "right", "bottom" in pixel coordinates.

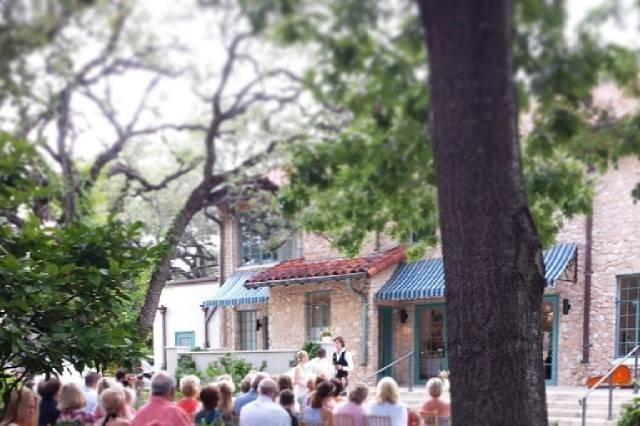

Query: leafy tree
[
  {"left": 273, "top": 0, "right": 637, "bottom": 258},
  {"left": 0, "top": 134, "right": 157, "bottom": 400}
]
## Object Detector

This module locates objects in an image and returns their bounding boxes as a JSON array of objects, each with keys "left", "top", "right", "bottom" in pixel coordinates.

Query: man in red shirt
[{"left": 132, "top": 372, "right": 191, "bottom": 426}]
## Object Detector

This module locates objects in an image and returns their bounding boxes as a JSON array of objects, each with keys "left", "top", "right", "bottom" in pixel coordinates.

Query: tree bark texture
[
  {"left": 418, "top": 1, "right": 548, "bottom": 425},
  {"left": 138, "top": 180, "right": 215, "bottom": 331}
]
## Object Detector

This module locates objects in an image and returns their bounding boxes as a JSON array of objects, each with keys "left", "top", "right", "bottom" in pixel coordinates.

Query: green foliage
[
  {"left": 272, "top": 0, "right": 640, "bottom": 258},
  {"left": 0, "top": 134, "right": 158, "bottom": 399},
  {"left": 202, "top": 354, "right": 266, "bottom": 389},
  {"left": 175, "top": 355, "right": 202, "bottom": 384},
  {"left": 617, "top": 397, "right": 640, "bottom": 426},
  {"left": 175, "top": 353, "right": 266, "bottom": 390}
]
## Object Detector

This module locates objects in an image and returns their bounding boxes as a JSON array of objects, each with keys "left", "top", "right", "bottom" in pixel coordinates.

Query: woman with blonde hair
[
  {"left": 292, "top": 350, "right": 309, "bottom": 408},
  {"left": 421, "top": 378, "right": 450, "bottom": 425},
  {"left": 0, "top": 388, "right": 39, "bottom": 426},
  {"left": 93, "top": 389, "right": 131, "bottom": 426},
  {"left": 93, "top": 378, "right": 112, "bottom": 419},
  {"left": 56, "top": 383, "right": 94, "bottom": 425},
  {"left": 176, "top": 375, "right": 200, "bottom": 419},
  {"left": 366, "top": 377, "right": 407, "bottom": 426}
]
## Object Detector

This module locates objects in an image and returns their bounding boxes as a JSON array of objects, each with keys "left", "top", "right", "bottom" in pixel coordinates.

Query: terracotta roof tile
[{"left": 245, "top": 245, "right": 406, "bottom": 285}]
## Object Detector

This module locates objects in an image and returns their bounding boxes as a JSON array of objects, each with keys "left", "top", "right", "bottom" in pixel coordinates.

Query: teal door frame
[
  {"left": 414, "top": 303, "right": 448, "bottom": 385},
  {"left": 379, "top": 306, "right": 394, "bottom": 378},
  {"left": 543, "top": 294, "right": 559, "bottom": 385}
]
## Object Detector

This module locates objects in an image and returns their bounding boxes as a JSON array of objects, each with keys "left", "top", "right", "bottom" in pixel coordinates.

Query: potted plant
[{"left": 320, "top": 329, "right": 333, "bottom": 344}]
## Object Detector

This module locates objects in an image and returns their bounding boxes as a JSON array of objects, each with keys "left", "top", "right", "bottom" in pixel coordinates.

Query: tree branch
[{"left": 108, "top": 158, "right": 203, "bottom": 195}]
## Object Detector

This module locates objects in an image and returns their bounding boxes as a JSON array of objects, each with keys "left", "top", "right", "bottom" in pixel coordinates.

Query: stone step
[{"left": 548, "top": 417, "right": 616, "bottom": 426}]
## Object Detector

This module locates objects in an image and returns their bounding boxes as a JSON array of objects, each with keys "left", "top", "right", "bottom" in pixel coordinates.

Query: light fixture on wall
[
  {"left": 562, "top": 298, "right": 571, "bottom": 315},
  {"left": 399, "top": 309, "right": 408, "bottom": 324},
  {"left": 256, "top": 318, "right": 262, "bottom": 331}
]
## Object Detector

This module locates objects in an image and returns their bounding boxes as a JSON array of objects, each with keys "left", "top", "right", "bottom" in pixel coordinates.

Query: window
[
  {"left": 236, "top": 310, "right": 258, "bottom": 350},
  {"left": 617, "top": 275, "right": 640, "bottom": 357},
  {"left": 175, "top": 331, "right": 195, "bottom": 348},
  {"left": 239, "top": 214, "right": 300, "bottom": 266},
  {"left": 306, "top": 292, "right": 331, "bottom": 341}
]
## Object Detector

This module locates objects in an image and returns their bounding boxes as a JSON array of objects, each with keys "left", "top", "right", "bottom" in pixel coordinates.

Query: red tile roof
[{"left": 245, "top": 245, "right": 406, "bottom": 285}]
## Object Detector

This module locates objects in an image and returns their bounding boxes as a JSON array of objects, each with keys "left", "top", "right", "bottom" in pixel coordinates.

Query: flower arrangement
[{"left": 320, "top": 329, "right": 333, "bottom": 337}]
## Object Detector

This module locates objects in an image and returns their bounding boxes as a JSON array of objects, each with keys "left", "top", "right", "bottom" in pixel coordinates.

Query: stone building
[{"left": 195, "top": 156, "right": 640, "bottom": 386}]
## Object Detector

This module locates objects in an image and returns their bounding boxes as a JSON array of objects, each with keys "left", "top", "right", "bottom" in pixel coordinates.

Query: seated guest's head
[
  {"left": 218, "top": 381, "right": 233, "bottom": 412},
  {"left": 348, "top": 384, "right": 369, "bottom": 406},
  {"left": 330, "top": 378, "right": 344, "bottom": 397},
  {"left": 311, "top": 382, "right": 335, "bottom": 409},
  {"left": 316, "top": 348, "right": 326, "bottom": 359},
  {"left": 151, "top": 372, "right": 175, "bottom": 400},
  {"left": 100, "top": 389, "right": 127, "bottom": 418},
  {"left": 37, "top": 378, "right": 61, "bottom": 401},
  {"left": 426, "top": 378, "right": 444, "bottom": 399},
  {"left": 97, "top": 378, "right": 111, "bottom": 396},
  {"left": 240, "top": 377, "right": 251, "bottom": 393},
  {"left": 2, "top": 388, "right": 38, "bottom": 425},
  {"left": 199, "top": 385, "right": 220, "bottom": 411},
  {"left": 258, "top": 378, "right": 278, "bottom": 401},
  {"left": 277, "top": 375, "right": 293, "bottom": 392},
  {"left": 179, "top": 375, "right": 200, "bottom": 399},
  {"left": 58, "top": 383, "right": 86, "bottom": 413},
  {"left": 84, "top": 372, "right": 101, "bottom": 389},
  {"left": 306, "top": 377, "right": 316, "bottom": 393},
  {"left": 376, "top": 377, "right": 399, "bottom": 405},
  {"left": 251, "top": 372, "right": 269, "bottom": 391},
  {"left": 314, "top": 376, "right": 326, "bottom": 389},
  {"left": 279, "top": 389, "right": 295, "bottom": 411}
]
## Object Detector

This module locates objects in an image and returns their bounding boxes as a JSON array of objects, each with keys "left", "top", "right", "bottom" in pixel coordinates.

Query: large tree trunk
[
  {"left": 418, "top": 2, "right": 548, "bottom": 425},
  {"left": 138, "top": 181, "right": 214, "bottom": 331}
]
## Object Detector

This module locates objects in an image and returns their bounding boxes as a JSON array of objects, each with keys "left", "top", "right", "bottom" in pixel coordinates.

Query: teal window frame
[
  {"left": 413, "top": 303, "right": 448, "bottom": 385},
  {"left": 236, "top": 310, "right": 258, "bottom": 350},
  {"left": 306, "top": 290, "right": 331, "bottom": 342},
  {"left": 615, "top": 274, "right": 640, "bottom": 358},
  {"left": 175, "top": 331, "right": 195, "bottom": 348}
]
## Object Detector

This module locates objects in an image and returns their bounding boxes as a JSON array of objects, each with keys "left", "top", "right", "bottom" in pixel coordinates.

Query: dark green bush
[{"left": 618, "top": 397, "right": 640, "bottom": 426}]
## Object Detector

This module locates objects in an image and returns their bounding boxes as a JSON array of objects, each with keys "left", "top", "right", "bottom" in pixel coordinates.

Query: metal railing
[
  {"left": 579, "top": 344, "right": 640, "bottom": 426},
  {"left": 365, "top": 350, "right": 415, "bottom": 392}
]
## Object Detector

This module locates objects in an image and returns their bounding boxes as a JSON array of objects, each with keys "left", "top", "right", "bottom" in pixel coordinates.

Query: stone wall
[
  {"left": 548, "top": 156, "right": 640, "bottom": 384},
  {"left": 219, "top": 303, "right": 268, "bottom": 351},
  {"left": 267, "top": 275, "right": 400, "bottom": 382}
]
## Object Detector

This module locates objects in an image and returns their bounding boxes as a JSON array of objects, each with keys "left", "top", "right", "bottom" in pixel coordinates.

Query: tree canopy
[
  {"left": 274, "top": 0, "right": 640, "bottom": 258},
  {"left": 0, "top": 134, "right": 157, "bottom": 398}
]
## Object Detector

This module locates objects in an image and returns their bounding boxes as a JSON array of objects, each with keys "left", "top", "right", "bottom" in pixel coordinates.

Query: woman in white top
[
  {"left": 366, "top": 377, "right": 408, "bottom": 426},
  {"left": 0, "top": 388, "right": 38, "bottom": 426},
  {"left": 293, "top": 350, "right": 310, "bottom": 406}
]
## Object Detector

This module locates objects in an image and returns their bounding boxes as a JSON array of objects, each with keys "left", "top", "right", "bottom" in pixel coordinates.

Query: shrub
[
  {"left": 203, "top": 353, "right": 266, "bottom": 389},
  {"left": 618, "top": 397, "right": 640, "bottom": 426},
  {"left": 175, "top": 355, "right": 202, "bottom": 384}
]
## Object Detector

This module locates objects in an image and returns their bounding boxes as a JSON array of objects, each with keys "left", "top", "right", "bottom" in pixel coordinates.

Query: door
[
  {"left": 542, "top": 295, "right": 559, "bottom": 385},
  {"left": 415, "top": 304, "right": 447, "bottom": 383},
  {"left": 379, "top": 307, "right": 394, "bottom": 378}
]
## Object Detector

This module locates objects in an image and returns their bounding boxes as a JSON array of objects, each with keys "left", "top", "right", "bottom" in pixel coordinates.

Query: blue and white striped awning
[
  {"left": 203, "top": 268, "right": 269, "bottom": 307},
  {"left": 376, "top": 242, "right": 577, "bottom": 301}
]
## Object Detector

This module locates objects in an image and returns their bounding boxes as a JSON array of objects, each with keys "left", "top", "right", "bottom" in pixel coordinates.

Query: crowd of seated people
[{"left": 1, "top": 359, "right": 451, "bottom": 426}]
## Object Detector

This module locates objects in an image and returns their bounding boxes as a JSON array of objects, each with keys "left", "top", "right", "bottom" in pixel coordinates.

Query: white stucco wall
[{"left": 152, "top": 279, "right": 221, "bottom": 369}]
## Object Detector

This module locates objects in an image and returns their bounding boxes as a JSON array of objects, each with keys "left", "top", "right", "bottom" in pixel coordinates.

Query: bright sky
[{"left": 24, "top": 0, "right": 640, "bottom": 166}]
